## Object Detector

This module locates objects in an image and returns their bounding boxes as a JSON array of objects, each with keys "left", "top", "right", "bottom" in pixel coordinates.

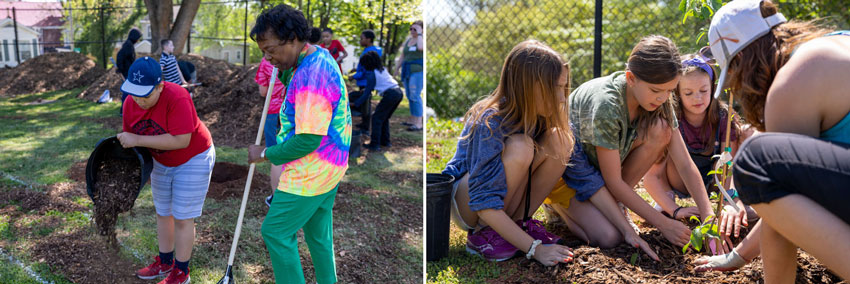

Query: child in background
[
  {"left": 443, "top": 40, "right": 578, "bottom": 265},
  {"left": 644, "top": 54, "right": 757, "bottom": 254},
  {"left": 159, "top": 39, "right": 188, "bottom": 86},
  {"left": 396, "top": 21, "right": 424, "bottom": 131},
  {"left": 555, "top": 35, "right": 715, "bottom": 249},
  {"left": 320, "top": 28, "right": 348, "bottom": 72},
  {"left": 357, "top": 51, "right": 402, "bottom": 151},
  {"left": 119, "top": 57, "right": 215, "bottom": 284},
  {"left": 349, "top": 30, "right": 384, "bottom": 134},
  {"left": 254, "top": 57, "right": 287, "bottom": 207},
  {"left": 309, "top": 27, "right": 322, "bottom": 45}
]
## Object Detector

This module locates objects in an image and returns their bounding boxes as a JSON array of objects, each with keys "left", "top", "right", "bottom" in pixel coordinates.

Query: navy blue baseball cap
[{"left": 121, "top": 57, "right": 162, "bottom": 98}]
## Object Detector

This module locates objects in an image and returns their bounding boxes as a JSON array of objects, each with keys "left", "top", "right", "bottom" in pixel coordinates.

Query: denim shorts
[
  {"left": 264, "top": 114, "right": 281, "bottom": 148},
  {"left": 562, "top": 128, "right": 605, "bottom": 202}
]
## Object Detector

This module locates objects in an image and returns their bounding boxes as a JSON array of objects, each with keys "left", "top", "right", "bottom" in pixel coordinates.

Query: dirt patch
[
  {"left": 0, "top": 52, "right": 105, "bottom": 96},
  {"left": 0, "top": 185, "right": 85, "bottom": 213},
  {"left": 30, "top": 230, "right": 147, "bottom": 284},
  {"left": 457, "top": 218, "right": 843, "bottom": 283},
  {"left": 333, "top": 182, "right": 422, "bottom": 283},
  {"left": 92, "top": 157, "right": 141, "bottom": 237},
  {"left": 206, "top": 162, "right": 271, "bottom": 200}
]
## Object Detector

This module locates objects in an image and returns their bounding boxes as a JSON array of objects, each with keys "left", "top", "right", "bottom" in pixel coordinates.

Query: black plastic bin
[
  {"left": 85, "top": 136, "right": 153, "bottom": 210},
  {"left": 426, "top": 173, "right": 455, "bottom": 261}
]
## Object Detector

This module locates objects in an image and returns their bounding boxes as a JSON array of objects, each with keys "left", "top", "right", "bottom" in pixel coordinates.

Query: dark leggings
[
  {"left": 733, "top": 133, "right": 850, "bottom": 224},
  {"left": 370, "top": 88, "right": 403, "bottom": 146}
]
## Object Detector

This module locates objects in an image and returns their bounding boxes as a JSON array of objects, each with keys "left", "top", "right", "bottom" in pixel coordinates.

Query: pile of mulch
[
  {"left": 92, "top": 157, "right": 141, "bottom": 237},
  {"left": 0, "top": 52, "right": 105, "bottom": 96},
  {"left": 473, "top": 219, "right": 843, "bottom": 283},
  {"left": 77, "top": 68, "right": 124, "bottom": 101},
  {"left": 206, "top": 161, "right": 271, "bottom": 200}
]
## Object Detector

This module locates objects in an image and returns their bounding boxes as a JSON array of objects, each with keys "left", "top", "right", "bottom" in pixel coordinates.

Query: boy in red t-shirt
[
  {"left": 320, "top": 28, "right": 347, "bottom": 72},
  {"left": 117, "top": 57, "right": 215, "bottom": 284}
]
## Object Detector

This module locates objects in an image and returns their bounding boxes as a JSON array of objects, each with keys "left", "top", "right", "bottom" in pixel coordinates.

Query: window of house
[
  {"left": 236, "top": 50, "right": 241, "bottom": 60},
  {"left": 31, "top": 39, "right": 38, "bottom": 57},
  {"left": 4, "top": 40, "right": 10, "bottom": 62},
  {"left": 19, "top": 40, "right": 32, "bottom": 61}
]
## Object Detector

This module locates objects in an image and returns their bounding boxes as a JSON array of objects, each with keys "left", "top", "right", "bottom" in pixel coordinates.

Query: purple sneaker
[
  {"left": 519, "top": 219, "right": 561, "bottom": 245},
  {"left": 466, "top": 227, "right": 519, "bottom": 261}
]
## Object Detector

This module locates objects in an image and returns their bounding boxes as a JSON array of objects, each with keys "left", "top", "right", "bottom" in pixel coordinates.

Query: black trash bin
[
  {"left": 85, "top": 136, "right": 153, "bottom": 211},
  {"left": 426, "top": 173, "right": 455, "bottom": 261}
]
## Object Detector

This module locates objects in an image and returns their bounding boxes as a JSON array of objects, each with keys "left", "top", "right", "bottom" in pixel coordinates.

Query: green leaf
[
  {"left": 706, "top": 224, "right": 721, "bottom": 238},
  {"left": 679, "top": 0, "right": 688, "bottom": 13},
  {"left": 691, "top": 227, "right": 704, "bottom": 251},
  {"left": 700, "top": 6, "right": 711, "bottom": 19},
  {"left": 690, "top": 216, "right": 701, "bottom": 223},
  {"left": 630, "top": 252, "right": 639, "bottom": 265},
  {"left": 707, "top": 169, "right": 723, "bottom": 176},
  {"left": 696, "top": 31, "right": 706, "bottom": 44},
  {"left": 683, "top": 241, "right": 691, "bottom": 254},
  {"left": 683, "top": 9, "right": 695, "bottom": 24},
  {"left": 711, "top": 0, "right": 723, "bottom": 12}
]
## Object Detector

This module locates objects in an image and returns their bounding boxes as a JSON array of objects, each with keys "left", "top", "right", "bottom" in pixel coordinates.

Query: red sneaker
[
  {"left": 158, "top": 267, "right": 190, "bottom": 284},
  {"left": 136, "top": 256, "right": 173, "bottom": 280}
]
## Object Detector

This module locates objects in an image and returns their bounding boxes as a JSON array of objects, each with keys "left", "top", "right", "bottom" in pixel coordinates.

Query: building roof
[
  {"left": 0, "top": 1, "right": 64, "bottom": 27},
  {"left": 0, "top": 18, "right": 41, "bottom": 36}
]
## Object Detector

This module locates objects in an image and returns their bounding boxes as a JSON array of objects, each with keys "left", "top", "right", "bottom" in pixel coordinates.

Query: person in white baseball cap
[{"left": 696, "top": 0, "right": 850, "bottom": 281}]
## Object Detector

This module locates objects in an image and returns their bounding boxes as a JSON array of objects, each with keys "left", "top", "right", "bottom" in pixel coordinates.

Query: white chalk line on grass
[
  {"left": 0, "top": 171, "right": 36, "bottom": 189},
  {"left": 0, "top": 247, "right": 55, "bottom": 284}
]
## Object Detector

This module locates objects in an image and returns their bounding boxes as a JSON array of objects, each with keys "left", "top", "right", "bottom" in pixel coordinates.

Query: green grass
[
  {"left": 0, "top": 89, "right": 423, "bottom": 283},
  {"left": 0, "top": 88, "right": 121, "bottom": 187}
]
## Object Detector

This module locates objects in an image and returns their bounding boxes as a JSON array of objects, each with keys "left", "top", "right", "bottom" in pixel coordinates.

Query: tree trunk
[
  {"left": 170, "top": 0, "right": 201, "bottom": 54},
  {"left": 144, "top": 0, "right": 173, "bottom": 55}
]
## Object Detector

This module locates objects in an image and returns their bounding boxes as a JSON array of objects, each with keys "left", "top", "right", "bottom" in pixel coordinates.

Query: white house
[
  {"left": 199, "top": 41, "right": 244, "bottom": 64},
  {"left": 0, "top": 18, "right": 39, "bottom": 67}
]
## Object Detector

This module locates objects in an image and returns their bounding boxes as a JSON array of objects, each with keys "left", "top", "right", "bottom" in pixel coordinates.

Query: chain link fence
[
  {"left": 1, "top": 0, "right": 414, "bottom": 69},
  {"left": 427, "top": 0, "right": 850, "bottom": 118}
]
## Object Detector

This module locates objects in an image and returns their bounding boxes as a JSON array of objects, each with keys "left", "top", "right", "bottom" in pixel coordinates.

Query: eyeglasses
[{"left": 698, "top": 46, "right": 717, "bottom": 65}]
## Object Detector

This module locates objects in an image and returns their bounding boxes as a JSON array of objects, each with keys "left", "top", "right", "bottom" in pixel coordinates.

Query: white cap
[{"left": 708, "top": 0, "right": 786, "bottom": 98}]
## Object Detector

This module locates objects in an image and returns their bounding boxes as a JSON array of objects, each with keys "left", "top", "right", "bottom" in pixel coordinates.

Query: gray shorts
[
  {"left": 450, "top": 175, "right": 475, "bottom": 231},
  {"left": 151, "top": 145, "right": 215, "bottom": 220}
]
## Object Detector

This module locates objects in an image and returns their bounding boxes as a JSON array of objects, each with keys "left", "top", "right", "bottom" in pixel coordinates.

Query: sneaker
[
  {"left": 465, "top": 227, "right": 519, "bottom": 261},
  {"left": 265, "top": 195, "right": 273, "bottom": 207},
  {"left": 158, "top": 267, "right": 190, "bottom": 284},
  {"left": 136, "top": 256, "right": 173, "bottom": 280},
  {"left": 519, "top": 219, "right": 561, "bottom": 245}
]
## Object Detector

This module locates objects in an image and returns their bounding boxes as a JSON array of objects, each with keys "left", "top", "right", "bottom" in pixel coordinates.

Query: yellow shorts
[{"left": 544, "top": 178, "right": 577, "bottom": 209}]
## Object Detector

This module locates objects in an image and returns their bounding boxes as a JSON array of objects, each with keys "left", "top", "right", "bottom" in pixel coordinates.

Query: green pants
[{"left": 262, "top": 186, "right": 338, "bottom": 284}]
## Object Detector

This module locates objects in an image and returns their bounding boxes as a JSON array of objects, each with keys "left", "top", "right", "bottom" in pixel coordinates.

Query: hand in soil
[
  {"left": 720, "top": 203, "right": 748, "bottom": 238},
  {"left": 624, "top": 232, "right": 659, "bottom": 261},
  {"left": 533, "top": 244, "right": 573, "bottom": 267},
  {"left": 694, "top": 250, "right": 748, "bottom": 272},
  {"left": 117, "top": 132, "right": 140, "bottom": 148},
  {"left": 674, "top": 206, "right": 700, "bottom": 220},
  {"left": 247, "top": 145, "right": 267, "bottom": 164},
  {"left": 659, "top": 218, "right": 691, "bottom": 247}
]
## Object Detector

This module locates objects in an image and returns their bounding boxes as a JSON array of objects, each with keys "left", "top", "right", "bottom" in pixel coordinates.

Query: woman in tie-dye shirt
[{"left": 247, "top": 4, "right": 351, "bottom": 284}]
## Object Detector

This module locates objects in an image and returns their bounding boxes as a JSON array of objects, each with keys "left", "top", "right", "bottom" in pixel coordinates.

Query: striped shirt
[{"left": 159, "top": 53, "right": 182, "bottom": 84}]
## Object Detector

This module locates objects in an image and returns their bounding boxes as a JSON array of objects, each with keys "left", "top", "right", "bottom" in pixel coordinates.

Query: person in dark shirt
[{"left": 117, "top": 28, "right": 142, "bottom": 115}]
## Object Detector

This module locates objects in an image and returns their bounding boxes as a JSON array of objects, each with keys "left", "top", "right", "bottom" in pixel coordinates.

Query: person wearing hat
[
  {"left": 699, "top": 0, "right": 850, "bottom": 281},
  {"left": 117, "top": 57, "right": 215, "bottom": 284}
]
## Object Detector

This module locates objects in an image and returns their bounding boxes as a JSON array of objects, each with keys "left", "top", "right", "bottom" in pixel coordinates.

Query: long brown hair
[
  {"left": 674, "top": 54, "right": 740, "bottom": 153},
  {"left": 728, "top": 0, "right": 831, "bottom": 131},
  {"left": 463, "top": 40, "right": 573, "bottom": 164},
  {"left": 627, "top": 35, "right": 681, "bottom": 138}
]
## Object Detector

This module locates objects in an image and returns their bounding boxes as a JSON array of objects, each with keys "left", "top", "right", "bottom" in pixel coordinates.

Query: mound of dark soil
[
  {"left": 78, "top": 68, "right": 124, "bottom": 101},
  {"left": 92, "top": 157, "right": 140, "bottom": 236},
  {"left": 30, "top": 230, "right": 147, "bottom": 284},
  {"left": 0, "top": 52, "right": 105, "bottom": 96},
  {"left": 206, "top": 162, "right": 271, "bottom": 200}
]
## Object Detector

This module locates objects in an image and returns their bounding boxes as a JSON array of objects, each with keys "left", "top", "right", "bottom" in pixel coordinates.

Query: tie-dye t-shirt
[{"left": 276, "top": 47, "right": 352, "bottom": 196}]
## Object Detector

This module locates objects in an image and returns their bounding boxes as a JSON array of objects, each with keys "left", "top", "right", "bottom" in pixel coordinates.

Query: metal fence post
[
  {"left": 12, "top": 7, "right": 20, "bottom": 65},
  {"left": 593, "top": 0, "right": 602, "bottom": 78},
  {"left": 187, "top": 32, "right": 191, "bottom": 54},
  {"left": 100, "top": 5, "right": 107, "bottom": 69},
  {"left": 243, "top": 0, "right": 248, "bottom": 65}
]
